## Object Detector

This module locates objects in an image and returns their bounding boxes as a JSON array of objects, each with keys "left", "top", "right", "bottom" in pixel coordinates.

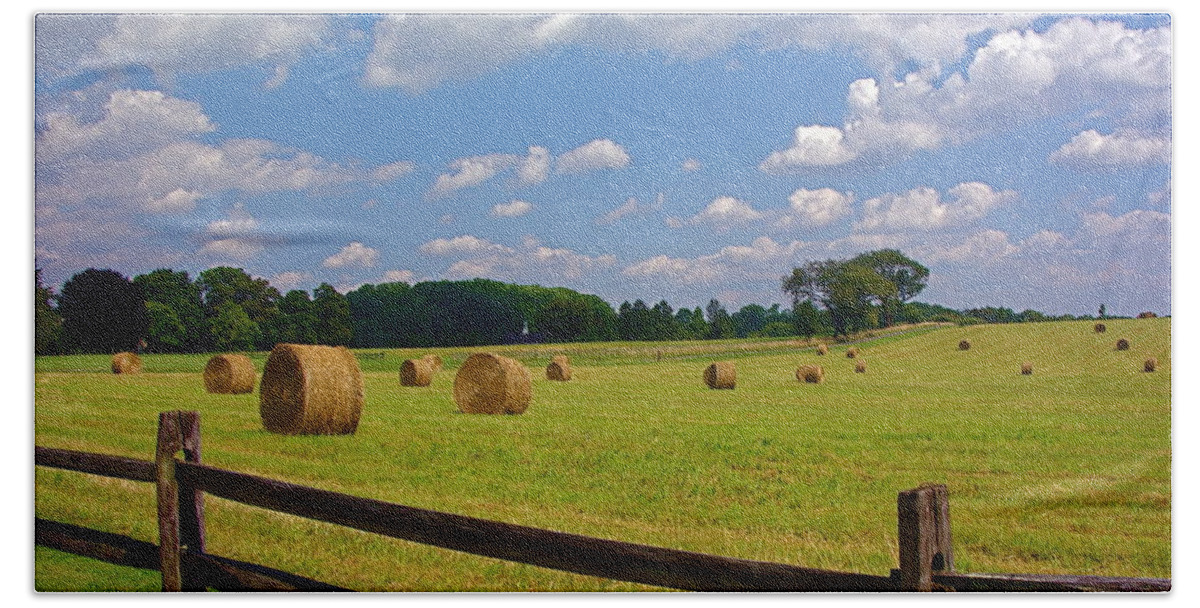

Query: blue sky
[{"left": 32, "top": 10, "right": 1173, "bottom": 316}]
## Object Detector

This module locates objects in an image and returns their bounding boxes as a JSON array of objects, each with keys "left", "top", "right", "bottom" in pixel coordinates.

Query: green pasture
[{"left": 33, "top": 319, "right": 1171, "bottom": 591}]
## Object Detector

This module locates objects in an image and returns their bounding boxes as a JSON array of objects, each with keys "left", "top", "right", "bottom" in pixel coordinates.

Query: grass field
[{"left": 33, "top": 319, "right": 1171, "bottom": 591}]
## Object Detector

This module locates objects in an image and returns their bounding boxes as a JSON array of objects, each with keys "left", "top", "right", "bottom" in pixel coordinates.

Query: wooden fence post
[
  {"left": 897, "top": 484, "right": 954, "bottom": 591},
  {"left": 156, "top": 411, "right": 206, "bottom": 592}
]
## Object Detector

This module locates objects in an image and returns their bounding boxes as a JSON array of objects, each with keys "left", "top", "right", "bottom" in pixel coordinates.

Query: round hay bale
[
  {"left": 1021, "top": 362, "right": 1033, "bottom": 376},
  {"left": 111, "top": 352, "right": 142, "bottom": 374},
  {"left": 454, "top": 353, "right": 532, "bottom": 415},
  {"left": 1144, "top": 357, "right": 1158, "bottom": 373},
  {"left": 958, "top": 340, "right": 971, "bottom": 351},
  {"left": 855, "top": 359, "right": 867, "bottom": 374},
  {"left": 846, "top": 347, "right": 859, "bottom": 359},
  {"left": 400, "top": 358, "right": 434, "bottom": 387},
  {"left": 704, "top": 361, "right": 736, "bottom": 389},
  {"left": 1094, "top": 323, "right": 1107, "bottom": 333},
  {"left": 795, "top": 364, "right": 824, "bottom": 384},
  {"left": 422, "top": 354, "right": 443, "bottom": 372},
  {"left": 816, "top": 344, "right": 829, "bottom": 356},
  {"left": 1116, "top": 338, "right": 1130, "bottom": 351},
  {"left": 546, "top": 355, "right": 572, "bottom": 381},
  {"left": 1137, "top": 311, "right": 1157, "bottom": 319},
  {"left": 203, "top": 354, "right": 256, "bottom": 394},
  {"left": 259, "top": 343, "right": 364, "bottom": 435}
]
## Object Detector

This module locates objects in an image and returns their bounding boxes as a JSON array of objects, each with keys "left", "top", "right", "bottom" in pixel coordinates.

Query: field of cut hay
[{"left": 33, "top": 319, "right": 1171, "bottom": 591}]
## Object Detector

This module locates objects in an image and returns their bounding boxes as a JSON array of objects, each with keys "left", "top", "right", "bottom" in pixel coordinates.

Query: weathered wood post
[
  {"left": 156, "top": 411, "right": 206, "bottom": 591},
  {"left": 896, "top": 484, "right": 954, "bottom": 591}
]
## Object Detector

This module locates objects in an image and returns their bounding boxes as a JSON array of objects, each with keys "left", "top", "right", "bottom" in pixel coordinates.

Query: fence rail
[{"left": 34, "top": 411, "right": 1171, "bottom": 592}]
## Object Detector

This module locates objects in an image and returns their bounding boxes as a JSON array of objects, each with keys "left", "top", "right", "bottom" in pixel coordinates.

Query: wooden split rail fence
[{"left": 35, "top": 410, "right": 1170, "bottom": 592}]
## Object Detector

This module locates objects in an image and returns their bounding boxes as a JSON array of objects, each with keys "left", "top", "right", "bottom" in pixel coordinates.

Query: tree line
[{"left": 34, "top": 249, "right": 1111, "bottom": 356}]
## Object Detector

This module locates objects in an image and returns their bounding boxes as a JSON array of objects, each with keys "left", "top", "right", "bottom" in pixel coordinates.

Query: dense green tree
[
  {"left": 208, "top": 300, "right": 261, "bottom": 352},
  {"left": 35, "top": 269, "right": 62, "bottom": 355},
  {"left": 792, "top": 300, "right": 823, "bottom": 339},
  {"left": 197, "top": 267, "right": 280, "bottom": 349},
  {"left": 57, "top": 268, "right": 149, "bottom": 353},
  {"left": 534, "top": 294, "right": 618, "bottom": 343},
  {"left": 407, "top": 281, "right": 524, "bottom": 346},
  {"left": 731, "top": 304, "right": 767, "bottom": 338},
  {"left": 268, "top": 290, "right": 319, "bottom": 344},
  {"left": 826, "top": 264, "right": 896, "bottom": 337},
  {"left": 133, "top": 269, "right": 205, "bottom": 352},
  {"left": 312, "top": 283, "right": 353, "bottom": 346},
  {"left": 144, "top": 301, "right": 188, "bottom": 352},
  {"left": 705, "top": 299, "right": 735, "bottom": 340},
  {"left": 346, "top": 281, "right": 413, "bottom": 347}
]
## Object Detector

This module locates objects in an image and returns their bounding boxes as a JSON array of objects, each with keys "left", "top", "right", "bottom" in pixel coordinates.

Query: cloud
[
  {"left": 855, "top": 182, "right": 1016, "bottom": 233},
  {"left": 555, "top": 139, "right": 631, "bottom": 174},
  {"left": 671, "top": 196, "right": 764, "bottom": 229},
  {"left": 492, "top": 200, "right": 534, "bottom": 218},
  {"left": 380, "top": 269, "right": 416, "bottom": 283},
  {"left": 421, "top": 234, "right": 616, "bottom": 283},
  {"left": 597, "top": 197, "right": 644, "bottom": 225},
  {"left": 419, "top": 234, "right": 514, "bottom": 257},
  {"left": 271, "top": 271, "right": 314, "bottom": 292},
  {"left": 623, "top": 236, "right": 809, "bottom": 285},
  {"left": 781, "top": 188, "right": 854, "bottom": 228},
  {"left": 516, "top": 146, "right": 551, "bottom": 185},
  {"left": 923, "top": 229, "right": 1020, "bottom": 264},
  {"left": 198, "top": 203, "right": 263, "bottom": 260},
  {"left": 1049, "top": 129, "right": 1171, "bottom": 170},
  {"left": 323, "top": 242, "right": 381, "bottom": 269},
  {"left": 681, "top": 158, "right": 702, "bottom": 172},
  {"left": 146, "top": 189, "right": 202, "bottom": 214},
  {"left": 759, "top": 125, "right": 856, "bottom": 170},
  {"left": 428, "top": 153, "right": 521, "bottom": 198},
  {"left": 371, "top": 160, "right": 417, "bottom": 183}
]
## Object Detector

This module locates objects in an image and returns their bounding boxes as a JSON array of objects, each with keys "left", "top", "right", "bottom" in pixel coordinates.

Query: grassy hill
[{"left": 34, "top": 318, "right": 1170, "bottom": 590}]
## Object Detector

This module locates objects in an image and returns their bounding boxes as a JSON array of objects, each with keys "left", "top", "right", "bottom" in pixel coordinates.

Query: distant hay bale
[
  {"left": 1137, "top": 311, "right": 1157, "bottom": 319},
  {"left": 111, "top": 352, "right": 142, "bottom": 374},
  {"left": 454, "top": 353, "right": 532, "bottom": 414},
  {"left": 546, "top": 355, "right": 572, "bottom": 381},
  {"left": 1116, "top": 338, "right": 1130, "bottom": 351},
  {"left": 704, "top": 361, "right": 736, "bottom": 389},
  {"left": 958, "top": 340, "right": 971, "bottom": 351},
  {"left": 1094, "top": 323, "right": 1107, "bottom": 333},
  {"left": 796, "top": 364, "right": 824, "bottom": 383},
  {"left": 816, "top": 344, "right": 829, "bottom": 356},
  {"left": 400, "top": 358, "right": 435, "bottom": 387},
  {"left": 1021, "top": 362, "right": 1033, "bottom": 375},
  {"left": 846, "top": 347, "right": 859, "bottom": 359},
  {"left": 1144, "top": 357, "right": 1158, "bottom": 373},
  {"left": 422, "top": 354, "right": 443, "bottom": 372},
  {"left": 855, "top": 359, "right": 867, "bottom": 374},
  {"left": 203, "top": 354, "right": 256, "bottom": 394},
  {"left": 259, "top": 344, "right": 364, "bottom": 435}
]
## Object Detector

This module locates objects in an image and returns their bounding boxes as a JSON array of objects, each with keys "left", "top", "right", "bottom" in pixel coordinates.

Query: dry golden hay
[
  {"left": 546, "top": 355, "right": 572, "bottom": 381},
  {"left": 1021, "top": 362, "right": 1033, "bottom": 375},
  {"left": 1094, "top": 323, "right": 1107, "bottom": 333},
  {"left": 855, "top": 359, "right": 867, "bottom": 374},
  {"left": 846, "top": 347, "right": 859, "bottom": 359},
  {"left": 111, "top": 352, "right": 142, "bottom": 374},
  {"left": 259, "top": 343, "right": 364, "bottom": 435},
  {"left": 400, "top": 358, "right": 435, "bottom": 387},
  {"left": 422, "top": 354, "right": 444, "bottom": 372},
  {"left": 454, "top": 353, "right": 532, "bottom": 415},
  {"left": 704, "top": 361, "right": 736, "bottom": 389},
  {"left": 816, "top": 344, "right": 829, "bottom": 356},
  {"left": 1116, "top": 338, "right": 1130, "bottom": 351},
  {"left": 203, "top": 354, "right": 256, "bottom": 394},
  {"left": 958, "top": 340, "right": 971, "bottom": 351},
  {"left": 795, "top": 364, "right": 824, "bottom": 384},
  {"left": 1137, "top": 311, "right": 1157, "bottom": 319},
  {"left": 1144, "top": 357, "right": 1158, "bottom": 373}
]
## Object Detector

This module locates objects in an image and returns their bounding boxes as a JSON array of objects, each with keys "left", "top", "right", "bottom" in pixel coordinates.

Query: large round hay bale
[
  {"left": 400, "top": 358, "right": 434, "bottom": 387},
  {"left": 795, "top": 364, "right": 824, "bottom": 384},
  {"left": 259, "top": 344, "right": 364, "bottom": 435},
  {"left": 1094, "top": 323, "right": 1106, "bottom": 333},
  {"left": 546, "top": 355, "right": 572, "bottom": 381},
  {"left": 454, "top": 353, "right": 532, "bottom": 414},
  {"left": 958, "top": 340, "right": 971, "bottom": 351},
  {"left": 422, "top": 354, "right": 443, "bottom": 372},
  {"left": 1116, "top": 338, "right": 1130, "bottom": 351},
  {"left": 1144, "top": 357, "right": 1158, "bottom": 373},
  {"left": 816, "top": 344, "right": 829, "bottom": 356},
  {"left": 704, "top": 361, "right": 736, "bottom": 389},
  {"left": 111, "top": 352, "right": 142, "bottom": 374},
  {"left": 855, "top": 359, "right": 867, "bottom": 374},
  {"left": 203, "top": 354, "right": 256, "bottom": 394},
  {"left": 1021, "top": 362, "right": 1033, "bottom": 376},
  {"left": 846, "top": 347, "right": 859, "bottom": 359}
]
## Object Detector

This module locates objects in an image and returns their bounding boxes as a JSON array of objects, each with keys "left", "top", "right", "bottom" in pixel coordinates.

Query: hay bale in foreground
[
  {"left": 422, "top": 354, "right": 443, "bottom": 372},
  {"left": 546, "top": 355, "right": 572, "bottom": 381},
  {"left": 855, "top": 359, "right": 867, "bottom": 374},
  {"left": 816, "top": 344, "right": 829, "bottom": 356},
  {"left": 1094, "top": 323, "right": 1107, "bottom": 333},
  {"left": 111, "top": 352, "right": 142, "bottom": 374},
  {"left": 204, "top": 354, "right": 256, "bottom": 394},
  {"left": 1144, "top": 357, "right": 1158, "bottom": 373},
  {"left": 846, "top": 347, "right": 859, "bottom": 359},
  {"left": 796, "top": 364, "right": 824, "bottom": 384},
  {"left": 958, "top": 340, "right": 971, "bottom": 351},
  {"left": 400, "top": 358, "right": 435, "bottom": 387},
  {"left": 704, "top": 361, "right": 736, "bottom": 389},
  {"left": 1021, "top": 362, "right": 1033, "bottom": 376},
  {"left": 1116, "top": 338, "right": 1130, "bottom": 351},
  {"left": 454, "top": 353, "right": 532, "bottom": 414},
  {"left": 259, "top": 343, "right": 364, "bottom": 435}
]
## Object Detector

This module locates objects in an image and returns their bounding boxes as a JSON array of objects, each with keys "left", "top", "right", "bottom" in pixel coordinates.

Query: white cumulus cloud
[
  {"left": 555, "top": 139, "right": 631, "bottom": 174},
  {"left": 855, "top": 182, "right": 1016, "bottom": 233},
  {"left": 782, "top": 188, "right": 854, "bottom": 228},
  {"left": 492, "top": 200, "right": 534, "bottom": 217},
  {"left": 1049, "top": 129, "right": 1171, "bottom": 170},
  {"left": 323, "top": 242, "right": 380, "bottom": 269}
]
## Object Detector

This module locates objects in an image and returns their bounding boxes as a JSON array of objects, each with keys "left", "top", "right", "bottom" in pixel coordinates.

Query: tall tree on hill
[
  {"left": 35, "top": 269, "right": 62, "bottom": 355},
  {"left": 849, "top": 249, "right": 929, "bottom": 326},
  {"left": 133, "top": 269, "right": 205, "bottom": 352},
  {"left": 197, "top": 267, "right": 281, "bottom": 349},
  {"left": 57, "top": 268, "right": 149, "bottom": 353}
]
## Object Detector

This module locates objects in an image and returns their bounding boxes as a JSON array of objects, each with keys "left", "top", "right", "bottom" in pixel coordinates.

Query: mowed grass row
[{"left": 33, "top": 319, "right": 1170, "bottom": 591}]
